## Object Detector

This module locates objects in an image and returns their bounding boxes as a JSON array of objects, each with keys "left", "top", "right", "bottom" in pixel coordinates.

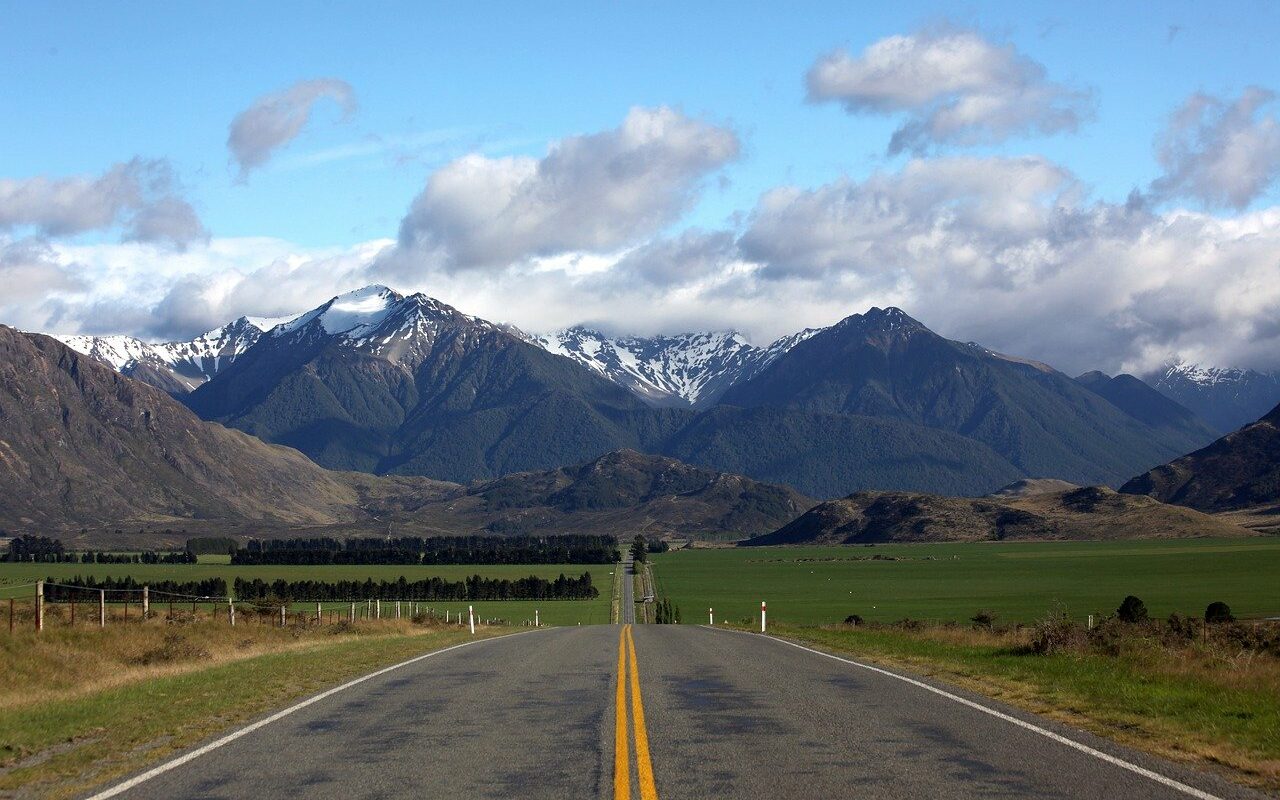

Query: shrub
[
  {"left": 136, "top": 632, "right": 210, "bottom": 665},
  {"left": 1030, "top": 610, "right": 1086, "bottom": 655},
  {"left": 1116, "top": 595, "right": 1149, "bottom": 624},
  {"left": 970, "top": 610, "right": 997, "bottom": 630},
  {"left": 1165, "top": 612, "right": 1200, "bottom": 643},
  {"left": 842, "top": 614, "right": 863, "bottom": 626},
  {"left": 1205, "top": 601, "right": 1234, "bottom": 624}
]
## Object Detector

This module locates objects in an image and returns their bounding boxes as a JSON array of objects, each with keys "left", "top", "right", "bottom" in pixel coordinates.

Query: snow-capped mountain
[
  {"left": 1145, "top": 362, "right": 1280, "bottom": 434},
  {"left": 534, "top": 326, "right": 821, "bottom": 408},
  {"left": 269, "top": 285, "right": 514, "bottom": 370},
  {"left": 54, "top": 315, "right": 279, "bottom": 394}
]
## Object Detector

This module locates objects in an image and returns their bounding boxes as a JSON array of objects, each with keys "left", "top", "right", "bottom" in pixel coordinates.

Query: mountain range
[
  {"left": 1142, "top": 363, "right": 1280, "bottom": 435},
  {"left": 38, "top": 285, "right": 1225, "bottom": 500}
]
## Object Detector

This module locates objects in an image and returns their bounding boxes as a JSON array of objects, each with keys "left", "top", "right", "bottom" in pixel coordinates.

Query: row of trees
[
  {"left": 40, "top": 576, "right": 229, "bottom": 601},
  {"left": 232, "top": 573, "right": 598, "bottom": 602},
  {"left": 3, "top": 536, "right": 196, "bottom": 563},
  {"left": 628, "top": 535, "right": 670, "bottom": 564},
  {"left": 230, "top": 535, "right": 620, "bottom": 565},
  {"left": 653, "top": 597, "right": 682, "bottom": 624}
]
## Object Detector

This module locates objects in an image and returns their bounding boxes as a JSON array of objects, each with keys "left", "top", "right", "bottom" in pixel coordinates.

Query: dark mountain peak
[
  {"left": 833, "top": 306, "right": 929, "bottom": 337},
  {"left": 1076, "top": 370, "right": 1112, "bottom": 385}
]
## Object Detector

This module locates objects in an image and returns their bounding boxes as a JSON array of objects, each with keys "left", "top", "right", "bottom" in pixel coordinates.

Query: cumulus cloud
[
  {"left": 382, "top": 106, "right": 739, "bottom": 274},
  {"left": 736, "top": 156, "right": 1280, "bottom": 374},
  {"left": 1150, "top": 87, "right": 1280, "bottom": 209},
  {"left": 227, "top": 78, "right": 357, "bottom": 180},
  {"left": 0, "top": 159, "right": 207, "bottom": 248},
  {"left": 806, "top": 28, "right": 1094, "bottom": 153},
  {"left": 0, "top": 239, "right": 85, "bottom": 331}
]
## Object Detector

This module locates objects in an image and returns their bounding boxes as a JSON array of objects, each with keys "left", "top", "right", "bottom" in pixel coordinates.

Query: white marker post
[
  {"left": 228, "top": 598, "right": 235, "bottom": 627},
  {"left": 142, "top": 586, "right": 149, "bottom": 620},
  {"left": 709, "top": 608, "right": 714, "bottom": 626},
  {"left": 534, "top": 609, "right": 539, "bottom": 628},
  {"left": 35, "top": 581, "right": 43, "bottom": 633},
  {"left": 761, "top": 601, "right": 767, "bottom": 633},
  {"left": 468, "top": 605, "right": 475, "bottom": 635},
  {"left": 98, "top": 589, "right": 106, "bottom": 627},
  {"left": 280, "top": 605, "right": 286, "bottom": 627},
  {"left": 375, "top": 599, "right": 381, "bottom": 620}
]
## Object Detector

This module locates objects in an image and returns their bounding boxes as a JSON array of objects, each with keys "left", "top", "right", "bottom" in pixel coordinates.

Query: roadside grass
[
  {"left": 0, "top": 618, "right": 508, "bottom": 799},
  {"left": 652, "top": 539, "right": 1280, "bottom": 624},
  {"left": 761, "top": 622, "right": 1280, "bottom": 794}
]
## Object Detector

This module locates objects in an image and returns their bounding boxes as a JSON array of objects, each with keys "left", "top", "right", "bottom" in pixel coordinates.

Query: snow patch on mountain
[{"left": 534, "top": 326, "right": 822, "bottom": 407}]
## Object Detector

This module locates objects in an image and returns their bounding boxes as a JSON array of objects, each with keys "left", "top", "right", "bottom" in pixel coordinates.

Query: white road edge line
[
  {"left": 705, "top": 627, "right": 1225, "bottom": 800},
  {"left": 85, "top": 628, "right": 546, "bottom": 800}
]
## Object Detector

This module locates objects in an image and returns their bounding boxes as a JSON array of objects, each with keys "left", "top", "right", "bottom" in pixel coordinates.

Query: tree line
[
  {"left": 38, "top": 572, "right": 597, "bottom": 602},
  {"left": 230, "top": 535, "right": 620, "bottom": 565},
  {"left": 232, "top": 573, "right": 597, "bottom": 601},
  {"left": 40, "top": 576, "right": 229, "bottom": 600},
  {"left": 3, "top": 536, "right": 196, "bottom": 563}
]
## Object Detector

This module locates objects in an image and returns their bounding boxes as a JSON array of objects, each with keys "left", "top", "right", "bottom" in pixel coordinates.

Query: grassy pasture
[{"left": 652, "top": 538, "right": 1280, "bottom": 625}]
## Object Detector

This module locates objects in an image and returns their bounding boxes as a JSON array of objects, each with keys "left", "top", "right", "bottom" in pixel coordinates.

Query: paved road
[
  {"left": 95, "top": 625, "right": 1264, "bottom": 800},
  {"left": 620, "top": 553, "right": 635, "bottom": 624}
]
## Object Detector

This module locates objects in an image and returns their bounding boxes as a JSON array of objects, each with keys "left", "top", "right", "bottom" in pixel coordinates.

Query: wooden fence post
[
  {"left": 35, "top": 581, "right": 44, "bottom": 633},
  {"left": 228, "top": 598, "right": 236, "bottom": 627},
  {"left": 8, "top": 597, "right": 13, "bottom": 634},
  {"left": 142, "top": 586, "right": 149, "bottom": 620},
  {"left": 99, "top": 589, "right": 106, "bottom": 627},
  {"left": 280, "top": 605, "right": 286, "bottom": 627}
]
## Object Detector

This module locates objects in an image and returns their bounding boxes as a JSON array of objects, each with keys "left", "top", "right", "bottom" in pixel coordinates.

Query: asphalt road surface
[
  {"left": 621, "top": 552, "right": 636, "bottom": 624},
  {"left": 92, "top": 625, "right": 1264, "bottom": 800}
]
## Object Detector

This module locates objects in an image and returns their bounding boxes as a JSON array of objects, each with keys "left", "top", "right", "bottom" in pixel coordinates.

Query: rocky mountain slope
[
  {"left": 720, "top": 307, "right": 1202, "bottom": 487},
  {"left": 1075, "top": 371, "right": 1218, "bottom": 454},
  {"left": 0, "top": 325, "right": 371, "bottom": 528},
  {"left": 362, "top": 449, "right": 815, "bottom": 540},
  {"left": 745, "top": 485, "right": 1248, "bottom": 545},
  {"left": 1121, "top": 401, "right": 1280, "bottom": 512}
]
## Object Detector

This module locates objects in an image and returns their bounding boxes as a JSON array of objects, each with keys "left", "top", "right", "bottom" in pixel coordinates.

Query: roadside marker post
[
  {"left": 142, "top": 586, "right": 149, "bottom": 620},
  {"left": 35, "top": 581, "right": 43, "bottom": 633},
  {"left": 100, "top": 590, "right": 106, "bottom": 627},
  {"left": 709, "top": 608, "right": 714, "bottom": 626},
  {"left": 280, "top": 605, "right": 286, "bottom": 628},
  {"left": 761, "top": 601, "right": 767, "bottom": 633},
  {"left": 469, "top": 605, "right": 475, "bottom": 635},
  {"left": 228, "top": 598, "right": 236, "bottom": 627},
  {"left": 535, "top": 609, "right": 539, "bottom": 628},
  {"left": 316, "top": 602, "right": 322, "bottom": 623}
]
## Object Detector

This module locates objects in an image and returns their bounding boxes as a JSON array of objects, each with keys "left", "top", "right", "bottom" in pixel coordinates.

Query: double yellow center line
[{"left": 614, "top": 624, "right": 658, "bottom": 800}]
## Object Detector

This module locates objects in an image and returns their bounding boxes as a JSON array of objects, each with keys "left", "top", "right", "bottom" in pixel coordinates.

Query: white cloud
[
  {"left": 807, "top": 28, "right": 1094, "bottom": 153},
  {"left": 381, "top": 106, "right": 739, "bottom": 274},
  {"left": 227, "top": 78, "right": 357, "bottom": 181},
  {"left": 0, "top": 159, "right": 207, "bottom": 248},
  {"left": 1150, "top": 87, "right": 1280, "bottom": 209}
]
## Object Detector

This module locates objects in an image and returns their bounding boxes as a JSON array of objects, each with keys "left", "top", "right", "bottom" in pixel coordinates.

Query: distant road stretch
[{"left": 91, "top": 625, "right": 1262, "bottom": 800}]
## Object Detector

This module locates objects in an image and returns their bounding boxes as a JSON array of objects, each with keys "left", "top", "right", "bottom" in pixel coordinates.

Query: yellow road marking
[
  {"left": 626, "top": 625, "right": 659, "bottom": 800},
  {"left": 615, "top": 625, "right": 630, "bottom": 800}
]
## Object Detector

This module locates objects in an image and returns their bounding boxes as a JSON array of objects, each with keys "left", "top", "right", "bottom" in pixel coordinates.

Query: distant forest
[{"left": 229, "top": 535, "right": 620, "bottom": 565}]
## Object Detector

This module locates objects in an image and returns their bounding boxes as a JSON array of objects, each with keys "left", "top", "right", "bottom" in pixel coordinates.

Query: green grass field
[
  {"left": 652, "top": 538, "right": 1280, "bottom": 625},
  {"left": 0, "top": 561, "right": 615, "bottom": 627}
]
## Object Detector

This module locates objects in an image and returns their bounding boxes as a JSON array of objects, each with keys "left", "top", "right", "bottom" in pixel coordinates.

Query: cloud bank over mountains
[{"left": 3, "top": 29, "right": 1280, "bottom": 378}]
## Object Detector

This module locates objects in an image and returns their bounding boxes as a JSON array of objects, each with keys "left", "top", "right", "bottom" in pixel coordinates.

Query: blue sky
[{"left": 3, "top": 1, "right": 1280, "bottom": 375}]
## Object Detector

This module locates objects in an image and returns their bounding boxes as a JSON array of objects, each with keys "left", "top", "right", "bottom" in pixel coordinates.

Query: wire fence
[{"left": 3, "top": 580, "right": 543, "bottom": 634}]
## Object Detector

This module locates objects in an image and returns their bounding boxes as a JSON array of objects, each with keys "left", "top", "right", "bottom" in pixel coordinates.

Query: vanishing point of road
[{"left": 90, "top": 622, "right": 1263, "bottom": 799}]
